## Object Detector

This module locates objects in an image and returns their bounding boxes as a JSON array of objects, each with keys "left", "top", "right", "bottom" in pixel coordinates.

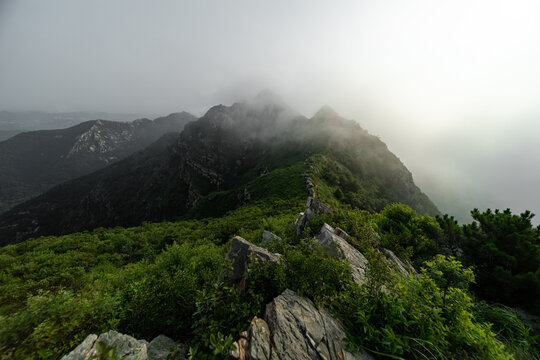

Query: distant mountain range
[
  {"left": 0, "top": 93, "right": 437, "bottom": 245},
  {"left": 0, "top": 112, "right": 196, "bottom": 214},
  {"left": 0, "top": 111, "right": 158, "bottom": 141}
]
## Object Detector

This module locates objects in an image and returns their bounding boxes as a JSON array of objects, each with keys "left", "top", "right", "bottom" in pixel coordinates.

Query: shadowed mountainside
[{"left": 0, "top": 112, "right": 196, "bottom": 213}]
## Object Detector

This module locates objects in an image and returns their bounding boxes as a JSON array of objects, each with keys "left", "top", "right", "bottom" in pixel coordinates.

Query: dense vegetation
[{"left": 0, "top": 153, "right": 539, "bottom": 359}]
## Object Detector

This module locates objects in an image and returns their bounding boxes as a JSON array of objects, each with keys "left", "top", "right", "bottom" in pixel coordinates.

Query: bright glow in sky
[{"left": 1, "top": 0, "right": 540, "bottom": 222}]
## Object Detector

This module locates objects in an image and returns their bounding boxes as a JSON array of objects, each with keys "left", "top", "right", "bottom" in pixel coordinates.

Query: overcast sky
[{"left": 1, "top": 0, "right": 540, "bottom": 223}]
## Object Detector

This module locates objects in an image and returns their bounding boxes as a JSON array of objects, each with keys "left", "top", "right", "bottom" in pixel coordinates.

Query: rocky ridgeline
[
  {"left": 222, "top": 198, "right": 414, "bottom": 359},
  {"left": 63, "top": 196, "right": 414, "bottom": 360}
]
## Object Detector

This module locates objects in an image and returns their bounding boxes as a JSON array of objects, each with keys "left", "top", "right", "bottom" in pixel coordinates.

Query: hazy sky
[{"left": 1, "top": 0, "right": 540, "bottom": 223}]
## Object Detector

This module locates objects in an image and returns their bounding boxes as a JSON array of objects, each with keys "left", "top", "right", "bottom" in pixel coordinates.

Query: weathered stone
[
  {"left": 230, "top": 331, "right": 249, "bottom": 360},
  {"left": 61, "top": 331, "right": 183, "bottom": 360},
  {"left": 246, "top": 317, "right": 272, "bottom": 360},
  {"left": 261, "top": 230, "right": 281, "bottom": 245},
  {"left": 382, "top": 248, "right": 416, "bottom": 277},
  {"left": 315, "top": 223, "right": 369, "bottom": 285},
  {"left": 230, "top": 290, "right": 373, "bottom": 360},
  {"left": 96, "top": 330, "right": 149, "bottom": 359},
  {"left": 60, "top": 334, "right": 98, "bottom": 360},
  {"left": 295, "top": 197, "right": 332, "bottom": 236},
  {"left": 223, "top": 236, "right": 282, "bottom": 291},
  {"left": 148, "top": 335, "right": 185, "bottom": 360}
]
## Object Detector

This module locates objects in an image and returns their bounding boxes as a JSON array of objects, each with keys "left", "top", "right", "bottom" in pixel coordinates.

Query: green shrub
[
  {"left": 189, "top": 282, "right": 263, "bottom": 360},
  {"left": 0, "top": 290, "right": 119, "bottom": 360},
  {"left": 375, "top": 203, "right": 441, "bottom": 265},
  {"left": 118, "top": 241, "right": 224, "bottom": 340},
  {"left": 460, "top": 209, "right": 540, "bottom": 313},
  {"left": 332, "top": 256, "right": 512, "bottom": 360}
]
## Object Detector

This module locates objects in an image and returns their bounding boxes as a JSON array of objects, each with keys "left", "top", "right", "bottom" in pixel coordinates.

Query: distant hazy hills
[
  {"left": 0, "top": 112, "right": 196, "bottom": 214},
  {"left": 0, "top": 93, "right": 437, "bottom": 245},
  {"left": 0, "top": 111, "right": 157, "bottom": 141}
]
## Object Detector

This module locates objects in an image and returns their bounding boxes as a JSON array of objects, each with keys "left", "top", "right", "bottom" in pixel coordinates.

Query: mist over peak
[
  {"left": 1, "top": 1, "right": 539, "bottom": 221},
  {"left": 253, "top": 89, "right": 286, "bottom": 106},
  {"left": 313, "top": 105, "right": 339, "bottom": 119}
]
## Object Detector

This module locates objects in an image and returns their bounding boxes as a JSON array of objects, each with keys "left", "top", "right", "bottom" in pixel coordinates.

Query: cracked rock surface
[
  {"left": 230, "top": 289, "right": 373, "bottom": 360},
  {"left": 61, "top": 330, "right": 184, "bottom": 360},
  {"left": 315, "top": 223, "right": 369, "bottom": 285}
]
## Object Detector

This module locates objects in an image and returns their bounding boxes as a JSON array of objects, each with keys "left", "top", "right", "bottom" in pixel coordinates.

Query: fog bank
[{"left": 1, "top": 0, "right": 539, "bottom": 223}]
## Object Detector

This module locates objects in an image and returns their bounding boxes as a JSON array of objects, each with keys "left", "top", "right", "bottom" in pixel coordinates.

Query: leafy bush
[
  {"left": 0, "top": 290, "right": 119, "bottom": 360},
  {"left": 332, "top": 256, "right": 512, "bottom": 360},
  {"left": 118, "top": 241, "right": 224, "bottom": 340},
  {"left": 189, "top": 282, "right": 261, "bottom": 360},
  {"left": 422, "top": 254, "right": 475, "bottom": 306},
  {"left": 375, "top": 203, "right": 441, "bottom": 265}
]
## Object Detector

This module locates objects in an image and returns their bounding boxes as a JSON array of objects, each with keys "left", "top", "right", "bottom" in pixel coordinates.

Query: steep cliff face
[
  {"left": 0, "top": 95, "right": 437, "bottom": 245},
  {"left": 0, "top": 112, "right": 196, "bottom": 214}
]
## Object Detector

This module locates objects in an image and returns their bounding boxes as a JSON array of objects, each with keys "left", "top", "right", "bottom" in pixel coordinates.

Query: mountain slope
[
  {"left": 0, "top": 96, "right": 437, "bottom": 245},
  {"left": 0, "top": 112, "right": 196, "bottom": 213}
]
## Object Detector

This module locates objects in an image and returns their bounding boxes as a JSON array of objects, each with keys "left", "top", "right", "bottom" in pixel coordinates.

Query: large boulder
[
  {"left": 295, "top": 196, "right": 332, "bottom": 236},
  {"left": 61, "top": 331, "right": 183, "bottom": 360},
  {"left": 230, "top": 289, "right": 373, "bottom": 360},
  {"left": 222, "top": 236, "right": 282, "bottom": 291},
  {"left": 315, "top": 223, "right": 369, "bottom": 285}
]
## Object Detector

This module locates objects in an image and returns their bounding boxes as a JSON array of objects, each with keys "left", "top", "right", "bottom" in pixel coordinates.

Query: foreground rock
[
  {"left": 230, "top": 289, "right": 373, "bottom": 360},
  {"left": 315, "top": 223, "right": 369, "bottom": 285},
  {"left": 222, "top": 236, "right": 282, "bottom": 291},
  {"left": 61, "top": 331, "right": 184, "bottom": 360},
  {"left": 295, "top": 196, "right": 332, "bottom": 236}
]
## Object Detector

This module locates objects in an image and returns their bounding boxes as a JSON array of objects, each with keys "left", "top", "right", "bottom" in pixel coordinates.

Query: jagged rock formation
[
  {"left": 315, "top": 223, "right": 369, "bottom": 285},
  {"left": 61, "top": 331, "right": 184, "bottom": 360},
  {"left": 230, "top": 289, "right": 373, "bottom": 360},
  {"left": 0, "top": 112, "right": 195, "bottom": 214},
  {"left": 222, "top": 236, "right": 282, "bottom": 291},
  {"left": 295, "top": 196, "right": 333, "bottom": 236}
]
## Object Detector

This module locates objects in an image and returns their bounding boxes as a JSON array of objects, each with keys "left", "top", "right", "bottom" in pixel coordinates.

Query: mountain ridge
[
  {"left": 0, "top": 96, "right": 437, "bottom": 245},
  {"left": 0, "top": 112, "right": 196, "bottom": 214}
]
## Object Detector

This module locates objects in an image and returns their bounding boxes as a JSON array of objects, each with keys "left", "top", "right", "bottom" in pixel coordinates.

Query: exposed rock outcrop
[
  {"left": 222, "top": 236, "right": 282, "bottom": 291},
  {"left": 230, "top": 289, "right": 373, "bottom": 360},
  {"left": 382, "top": 248, "right": 416, "bottom": 277},
  {"left": 295, "top": 196, "right": 332, "bottom": 236},
  {"left": 61, "top": 331, "right": 184, "bottom": 360},
  {"left": 261, "top": 230, "right": 281, "bottom": 245},
  {"left": 315, "top": 223, "right": 369, "bottom": 285}
]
